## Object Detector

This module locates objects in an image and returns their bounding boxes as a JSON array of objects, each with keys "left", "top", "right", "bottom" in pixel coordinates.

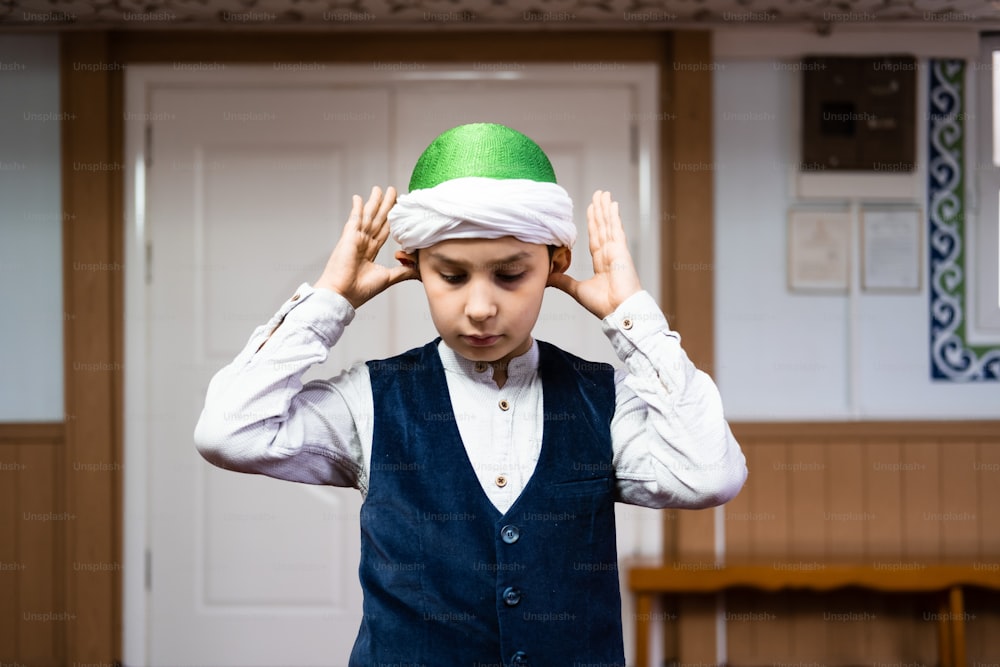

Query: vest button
[
  {"left": 500, "top": 524, "right": 520, "bottom": 544},
  {"left": 510, "top": 651, "right": 528, "bottom": 666},
  {"left": 502, "top": 586, "right": 522, "bottom": 606}
]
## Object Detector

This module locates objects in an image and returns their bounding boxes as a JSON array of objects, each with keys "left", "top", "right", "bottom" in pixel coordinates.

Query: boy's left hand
[{"left": 547, "top": 190, "right": 642, "bottom": 320}]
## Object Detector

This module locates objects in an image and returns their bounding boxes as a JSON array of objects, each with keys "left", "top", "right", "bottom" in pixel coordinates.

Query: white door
[
  {"left": 138, "top": 68, "right": 656, "bottom": 667},
  {"left": 146, "top": 86, "right": 389, "bottom": 667}
]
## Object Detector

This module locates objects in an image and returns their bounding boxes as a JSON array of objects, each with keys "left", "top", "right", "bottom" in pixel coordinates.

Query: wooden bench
[{"left": 628, "top": 562, "right": 1000, "bottom": 667}]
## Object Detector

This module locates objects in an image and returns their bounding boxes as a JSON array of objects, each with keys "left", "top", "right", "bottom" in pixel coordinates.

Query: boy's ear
[
  {"left": 549, "top": 246, "right": 571, "bottom": 275},
  {"left": 395, "top": 250, "right": 421, "bottom": 280}
]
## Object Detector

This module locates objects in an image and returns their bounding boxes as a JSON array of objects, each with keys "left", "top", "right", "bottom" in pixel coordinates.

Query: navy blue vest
[{"left": 352, "top": 340, "right": 624, "bottom": 667}]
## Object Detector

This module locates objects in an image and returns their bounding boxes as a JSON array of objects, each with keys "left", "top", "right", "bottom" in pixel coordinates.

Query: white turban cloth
[{"left": 387, "top": 176, "right": 576, "bottom": 253}]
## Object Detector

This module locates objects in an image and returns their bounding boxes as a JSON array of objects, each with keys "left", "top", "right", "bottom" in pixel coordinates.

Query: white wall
[
  {"left": 713, "top": 46, "right": 1000, "bottom": 419},
  {"left": 0, "top": 35, "right": 63, "bottom": 422}
]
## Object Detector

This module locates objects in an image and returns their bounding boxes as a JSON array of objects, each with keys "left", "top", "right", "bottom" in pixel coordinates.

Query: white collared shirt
[{"left": 195, "top": 284, "right": 747, "bottom": 513}]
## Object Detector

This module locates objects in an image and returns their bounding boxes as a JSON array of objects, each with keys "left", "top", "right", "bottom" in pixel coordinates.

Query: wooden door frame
[{"left": 59, "top": 29, "right": 714, "bottom": 663}]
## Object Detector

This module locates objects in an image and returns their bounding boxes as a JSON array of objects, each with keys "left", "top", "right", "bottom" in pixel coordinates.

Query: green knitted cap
[{"left": 408, "top": 123, "right": 557, "bottom": 192}]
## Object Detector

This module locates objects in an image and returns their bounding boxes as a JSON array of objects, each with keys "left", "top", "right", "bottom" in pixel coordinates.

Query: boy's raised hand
[
  {"left": 315, "top": 186, "right": 418, "bottom": 309},
  {"left": 547, "top": 190, "right": 643, "bottom": 320}
]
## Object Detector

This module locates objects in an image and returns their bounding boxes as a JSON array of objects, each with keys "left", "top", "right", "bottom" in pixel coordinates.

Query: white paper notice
[
  {"left": 862, "top": 209, "right": 921, "bottom": 291},
  {"left": 788, "top": 210, "right": 851, "bottom": 291}
]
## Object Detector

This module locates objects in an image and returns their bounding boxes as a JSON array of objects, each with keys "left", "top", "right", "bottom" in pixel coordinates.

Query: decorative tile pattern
[
  {"left": 1, "top": 0, "right": 997, "bottom": 27},
  {"left": 928, "top": 58, "right": 1000, "bottom": 380}
]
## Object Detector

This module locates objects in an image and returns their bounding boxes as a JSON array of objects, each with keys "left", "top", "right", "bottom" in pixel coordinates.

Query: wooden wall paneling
[
  {"left": 975, "top": 436, "right": 1000, "bottom": 667},
  {"left": 878, "top": 437, "right": 938, "bottom": 665},
  {"left": 724, "top": 439, "right": 769, "bottom": 666},
  {"left": 673, "top": 506, "right": 717, "bottom": 662},
  {"left": 17, "top": 443, "right": 60, "bottom": 666},
  {"left": 729, "top": 439, "right": 784, "bottom": 665},
  {"left": 900, "top": 441, "right": 941, "bottom": 558},
  {"left": 710, "top": 428, "right": 1000, "bottom": 665},
  {"left": 676, "top": 512, "right": 716, "bottom": 561},
  {"left": 825, "top": 441, "right": 866, "bottom": 560},
  {"left": 940, "top": 441, "right": 980, "bottom": 559},
  {"left": 864, "top": 439, "right": 910, "bottom": 661},
  {"left": 720, "top": 438, "right": 753, "bottom": 664},
  {"left": 0, "top": 444, "right": 20, "bottom": 661},
  {"left": 787, "top": 440, "right": 828, "bottom": 660},
  {"left": 824, "top": 442, "right": 869, "bottom": 663},
  {"left": 749, "top": 442, "right": 790, "bottom": 560},
  {"left": 864, "top": 439, "right": 904, "bottom": 558},
  {"left": 752, "top": 442, "right": 794, "bottom": 661},
  {"left": 722, "top": 448, "right": 752, "bottom": 554},
  {"left": 787, "top": 441, "right": 826, "bottom": 559},
  {"left": 0, "top": 425, "right": 66, "bottom": 664},
  {"left": 969, "top": 438, "right": 1000, "bottom": 662},
  {"left": 61, "top": 32, "right": 122, "bottom": 666},
  {"left": 976, "top": 439, "right": 1000, "bottom": 557},
  {"left": 723, "top": 433, "right": 765, "bottom": 665}
]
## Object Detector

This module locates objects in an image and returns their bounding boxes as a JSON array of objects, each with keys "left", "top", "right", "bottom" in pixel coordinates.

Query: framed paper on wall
[
  {"left": 787, "top": 209, "right": 852, "bottom": 292},
  {"left": 861, "top": 206, "right": 922, "bottom": 292}
]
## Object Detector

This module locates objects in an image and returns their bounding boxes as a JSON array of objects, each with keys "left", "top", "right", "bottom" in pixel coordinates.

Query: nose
[{"left": 464, "top": 278, "right": 497, "bottom": 322}]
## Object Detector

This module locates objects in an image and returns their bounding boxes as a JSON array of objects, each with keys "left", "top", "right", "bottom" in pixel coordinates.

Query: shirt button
[
  {"left": 474, "top": 361, "right": 488, "bottom": 372},
  {"left": 291, "top": 293, "right": 301, "bottom": 302},
  {"left": 502, "top": 586, "right": 522, "bottom": 606},
  {"left": 500, "top": 524, "right": 520, "bottom": 544},
  {"left": 495, "top": 475, "right": 508, "bottom": 488},
  {"left": 622, "top": 317, "right": 633, "bottom": 330},
  {"left": 499, "top": 399, "right": 510, "bottom": 411}
]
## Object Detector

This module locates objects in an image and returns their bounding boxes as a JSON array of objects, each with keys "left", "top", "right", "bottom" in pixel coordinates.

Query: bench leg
[
  {"left": 949, "top": 586, "right": 966, "bottom": 667},
  {"left": 635, "top": 592, "right": 652, "bottom": 667}
]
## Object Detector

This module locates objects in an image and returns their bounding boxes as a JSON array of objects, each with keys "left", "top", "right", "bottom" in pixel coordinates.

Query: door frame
[{"left": 59, "top": 30, "right": 716, "bottom": 665}]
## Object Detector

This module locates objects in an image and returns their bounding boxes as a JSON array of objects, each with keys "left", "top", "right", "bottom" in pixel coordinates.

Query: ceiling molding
[{"left": 3, "top": 0, "right": 999, "bottom": 29}]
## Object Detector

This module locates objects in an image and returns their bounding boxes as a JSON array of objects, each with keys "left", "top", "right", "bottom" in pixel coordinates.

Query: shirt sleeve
[
  {"left": 193, "top": 282, "right": 373, "bottom": 493},
  {"left": 604, "top": 290, "right": 748, "bottom": 509}
]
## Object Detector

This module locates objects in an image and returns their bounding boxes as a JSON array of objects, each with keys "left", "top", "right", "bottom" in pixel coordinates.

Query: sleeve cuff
[
  {"left": 602, "top": 290, "right": 689, "bottom": 395},
  {"left": 271, "top": 282, "right": 356, "bottom": 347},
  {"left": 601, "top": 290, "right": 677, "bottom": 353}
]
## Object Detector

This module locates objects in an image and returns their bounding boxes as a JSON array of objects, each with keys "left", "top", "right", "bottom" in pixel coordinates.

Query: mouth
[{"left": 462, "top": 334, "right": 501, "bottom": 347}]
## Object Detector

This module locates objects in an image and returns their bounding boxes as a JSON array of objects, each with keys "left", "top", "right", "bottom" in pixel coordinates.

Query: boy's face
[{"left": 404, "top": 236, "right": 569, "bottom": 364}]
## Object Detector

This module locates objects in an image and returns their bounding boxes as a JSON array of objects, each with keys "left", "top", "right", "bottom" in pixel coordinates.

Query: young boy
[{"left": 195, "top": 123, "right": 746, "bottom": 667}]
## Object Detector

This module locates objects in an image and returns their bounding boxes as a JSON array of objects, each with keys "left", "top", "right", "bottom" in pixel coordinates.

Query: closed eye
[
  {"left": 439, "top": 273, "right": 466, "bottom": 284},
  {"left": 496, "top": 273, "right": 526, "bottom": 284}
]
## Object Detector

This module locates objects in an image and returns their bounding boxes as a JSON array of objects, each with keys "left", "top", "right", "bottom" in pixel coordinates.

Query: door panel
[{"left": 149, "top": 87, "right": 389, "bottom": 667}]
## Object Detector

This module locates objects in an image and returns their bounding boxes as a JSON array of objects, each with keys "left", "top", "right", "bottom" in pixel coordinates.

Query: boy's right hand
[{"left": 314, "top": 186, "right": 418, "bottom": 309}]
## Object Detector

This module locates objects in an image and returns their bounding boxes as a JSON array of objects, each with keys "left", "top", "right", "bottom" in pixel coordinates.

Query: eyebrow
[{"left": 426, "top": 251, "right": 532, "bottom": 269}]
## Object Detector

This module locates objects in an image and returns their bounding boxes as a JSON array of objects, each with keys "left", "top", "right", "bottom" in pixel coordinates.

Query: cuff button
[{"left": 622, "top": 317, "right": 633, "bottom": 330}]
